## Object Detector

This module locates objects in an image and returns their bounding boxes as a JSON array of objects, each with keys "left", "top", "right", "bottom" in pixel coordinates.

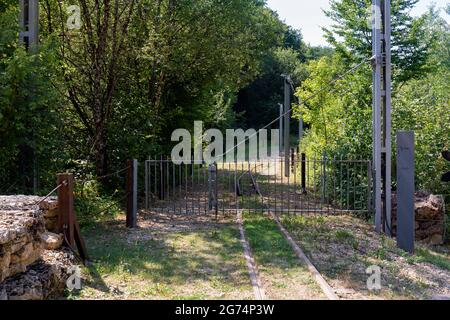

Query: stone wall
[
  {"left": 391, "top": 191, "right": 446, "bottom": 245},
  {"left": 0, "top": 249, "right": 74, "bottom": 300},
  {"left": 0, "top": 196, "right": 73, "bottom": 300},
  {"left": 0, "top": 195, "right": 59, "bottom": 233},
  {"left": 0, "top": 208, "right": 45, "bottom": 282}
]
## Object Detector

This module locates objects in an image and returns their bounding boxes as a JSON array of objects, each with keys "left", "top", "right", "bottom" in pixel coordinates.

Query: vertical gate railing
[
  {"left": 144, "top": 156, "right": 373, "bottom": 217},
  {"left": 144, "top": 158, "right": 211, "bottom": 215}
]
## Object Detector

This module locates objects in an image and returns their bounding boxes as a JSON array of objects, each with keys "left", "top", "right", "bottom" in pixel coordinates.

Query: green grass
[
  {"left": 335, "top": 229, "right": 354, "bottom": 241},
  {"left": 244, "top": 213, "right": 299, "bottom": 266},
  {"left": 280, "top": 214, "right": 450, "bottom": 300},
  {"left": 73, "top": 220, "right": 254, "bottom": 300},
  {"left": 242, "top": 212, "right": 324, "bottom": 299},
  {"left": 408, "top": 247, "right": 450, "bottom": 271}
]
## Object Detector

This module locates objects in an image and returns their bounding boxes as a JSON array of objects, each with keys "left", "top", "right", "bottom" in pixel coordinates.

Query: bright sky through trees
[{"left": 266, "top": 0, "right": 450, "bottom": 46}]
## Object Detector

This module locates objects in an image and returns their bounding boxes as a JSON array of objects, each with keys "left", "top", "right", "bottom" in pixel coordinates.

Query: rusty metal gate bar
[{"left": 144, "top": 156, "right": 373, "bottom": 217}]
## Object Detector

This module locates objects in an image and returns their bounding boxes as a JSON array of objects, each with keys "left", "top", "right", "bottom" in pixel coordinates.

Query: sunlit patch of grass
[
  {"left": 244, "top": 213, "right": 298, "bottom": 266},
  {"left": 243, "top": 212, "right": 324, "bottom": 299},
  {"left": 407, "top": 247, "right": 450, "bottom": 271},
  {"left": 282, "top": 215, "right": 331, "bottom": 246},
  {"left": 74, "top": 220, "right": 254, "bottom": 300},
  {"left": 278, "top": 214, "right": 450, "bottom": 299}
]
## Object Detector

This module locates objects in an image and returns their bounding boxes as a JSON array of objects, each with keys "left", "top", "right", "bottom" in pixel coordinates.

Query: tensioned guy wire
[
  {"left": 35, "top": 181, "right": 67, "bottom": 206},
  {"left": 214, "top": 56, "right": 372, "bottom": 160}
]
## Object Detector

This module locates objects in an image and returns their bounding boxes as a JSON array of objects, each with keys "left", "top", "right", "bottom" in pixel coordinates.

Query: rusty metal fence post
[
  {"left": 57, "top": 173, "right": 88, "bottom": 263},
  {"left": 57, "top": 173, "right": 75, "bottom": 247},
  {"left": 126, "top": 159, "right": 138, "bottom": 228},
  {"left": 301, "top": 153, "right": 307, "bottom": 194},
  {"left": 208, "top": 164, "right": 218, "bottom": 218}
]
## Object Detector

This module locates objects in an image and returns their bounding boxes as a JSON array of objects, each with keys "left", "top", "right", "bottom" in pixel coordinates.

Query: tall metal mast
[
  {"left": 19, "top": 0, "right": 39, "bottom": 193},
  {"left": 372, "top": 0, "right": 392, "bottom": 234},
  {"left": 278, "top": 103, "right": 284, "bottom": 154},
  {"left": 19, "top": 0, "right": 39, "bottom": 51},
  {"left": 283, "top": 75, "right": 291, "bottom": 177}
]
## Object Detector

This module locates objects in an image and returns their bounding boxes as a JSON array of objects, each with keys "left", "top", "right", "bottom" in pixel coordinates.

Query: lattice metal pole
[
  {"left": 279, "top": 103, "right": 283, "bottom": 154},
  {"left": 19, "top": 0, "right": 39, "bottom": 51},
  {"left": 19, "top": 0, "right": 39, "bottom": 193},
  {"left": 372, "top": 0, "right": 392, "bottom": 234},
  {"left": 383, "top": 0, "right": 392, "bottom": 236},
  {"left": 372, "top": 0, "right": 382, "bottom": 233},
  {"left": 283, "top": 75, "right": 291, "bottom": 177}
]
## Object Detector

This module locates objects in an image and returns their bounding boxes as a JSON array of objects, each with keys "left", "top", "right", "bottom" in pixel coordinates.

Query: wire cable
[
  {"left": 77, "top": 166, "right": 130, "bottom": 185},
  {"left": 34, "top": 181, "right": 67, "bottom": 206},
  {"left": 215, "top": 57, "right": 372, "bottom": 160},
  {"left": 84, "top": 192, "right": 131, "bottom": 218}
]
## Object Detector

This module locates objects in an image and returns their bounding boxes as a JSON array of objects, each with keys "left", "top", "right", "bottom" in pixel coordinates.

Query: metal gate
[{"left": 144, "top": 156, "right": 373, "bottom": 216}]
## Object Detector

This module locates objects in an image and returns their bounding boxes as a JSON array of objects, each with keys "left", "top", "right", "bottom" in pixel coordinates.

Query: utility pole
[
  {"left": 298, "top": 99, "right": 304, "bottom": 145},
  {"left": 282, "top": 75, "right": 291, "bottom": 177},
  {"left": 19, "top": 0, "right": 39, "bottom": 51},
  {"left": 372, "top": 0, "right": 392, "bottom": 234},
  {"left": 278, "top": 103, "right": 283, "bottom": 154},
  {"left": 19, "top": 0, "right": 39, "bottom": 193}
]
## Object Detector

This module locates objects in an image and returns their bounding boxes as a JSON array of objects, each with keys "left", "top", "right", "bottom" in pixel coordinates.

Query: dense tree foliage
[
  {"left": 296, "top": 2, "right": 449, "bottom": 194},
  {"left": 324, "top": 0, "right": 435, "bottom": 83},
  {"left": 0, "top": 0, "right": 64, "bottom": 191},
  {"left": 0, "top": 0, "right": 289, "bottom": 193},
  {"left": 0, "top": 0, "right": 448, "bottom": 202},
  {"left": 234, "top": 25, "right": 333, "bottom": 130}
]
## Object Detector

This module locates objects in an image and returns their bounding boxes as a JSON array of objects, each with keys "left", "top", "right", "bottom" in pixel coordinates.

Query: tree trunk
[{"left": 94, "top": 124, "right": 108, "bottom": 179}]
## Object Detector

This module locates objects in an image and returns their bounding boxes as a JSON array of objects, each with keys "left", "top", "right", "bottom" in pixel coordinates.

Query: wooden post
[
  {"left": 126, "top": 159, "right": 138, "bottom": 228},
  {"left": 57, "top": 173, "right": 75, "bottom": 248}
]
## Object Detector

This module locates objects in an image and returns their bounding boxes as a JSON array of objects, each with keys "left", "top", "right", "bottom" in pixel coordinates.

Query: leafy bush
[{"left": 74, "top": 180, "right": 123, "bottom": 227}]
